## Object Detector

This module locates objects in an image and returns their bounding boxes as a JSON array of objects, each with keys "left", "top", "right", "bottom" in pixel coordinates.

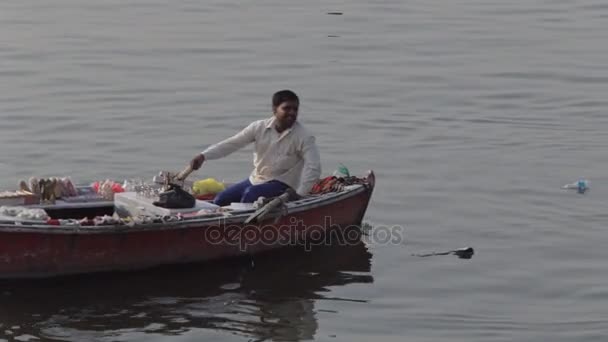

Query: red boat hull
[{"left": 0, "top": 173, "right": 375, "bottom": 279}]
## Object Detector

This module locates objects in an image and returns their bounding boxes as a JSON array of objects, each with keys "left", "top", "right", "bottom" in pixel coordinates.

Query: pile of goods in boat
[
  {"left": 91, "top": 180, "right": 125, "bottom": 200},
  {"left": 1, "top": 202, "right": 225, "bottom": 227},
  {"left": 192, "top": 178, "right": 225, "bottom": 199},
  {"left": 310, "top": 175, "right": 367, "bottom": 195},
  {"left": 15, "top": 176, "right": 80, "bottom": 204},
  {"left": 1, "top": 175, "right": 123, "bottom": 210},
  {"left": 0, "top": 206, "right": 48, "bottom": 220},
  {"left": 43, "top": 212, "right": 195, "bottom": 227}
]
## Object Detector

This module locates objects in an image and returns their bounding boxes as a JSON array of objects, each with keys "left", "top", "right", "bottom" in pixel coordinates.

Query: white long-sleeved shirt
[{"left": 201, "top": 117, "right": 322, "bottom": 196}]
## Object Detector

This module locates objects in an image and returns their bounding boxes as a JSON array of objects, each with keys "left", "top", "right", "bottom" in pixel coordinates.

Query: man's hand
[{"left": 190, "top": 154, "right": 205, "bottom": 170}]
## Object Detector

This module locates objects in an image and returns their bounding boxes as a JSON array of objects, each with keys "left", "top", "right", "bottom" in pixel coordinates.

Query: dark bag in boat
[{"left": 153, "top": 184, "right": 196, "bottom": 209}]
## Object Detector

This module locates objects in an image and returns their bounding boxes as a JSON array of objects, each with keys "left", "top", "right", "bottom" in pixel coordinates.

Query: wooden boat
[{"left": 0, "top": 171, "right": 375, "bottom": 279}]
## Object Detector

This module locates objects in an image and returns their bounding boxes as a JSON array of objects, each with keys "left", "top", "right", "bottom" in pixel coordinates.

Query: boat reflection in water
[{"left": 0, "top": 238, "right": 373, "bottom": 341}]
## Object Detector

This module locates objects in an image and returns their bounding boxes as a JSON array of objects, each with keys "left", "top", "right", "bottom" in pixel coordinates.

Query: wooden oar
[
  {"left": 176, "top": 165, "right": 194, "bottom": 181},
  {"left": 157, "top": 165, "right": 194, "bottom": 191},
  {"left": 244, "top": 191, "right": 291, "bottom": 224}
]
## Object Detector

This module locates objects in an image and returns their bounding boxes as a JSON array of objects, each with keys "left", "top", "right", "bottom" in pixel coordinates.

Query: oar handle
[
  {"left": 244, "top": 191, "right": 292, "bottom": 224},
  {"left": 176, "top": 165, "right": 194, "bottom": 181}
]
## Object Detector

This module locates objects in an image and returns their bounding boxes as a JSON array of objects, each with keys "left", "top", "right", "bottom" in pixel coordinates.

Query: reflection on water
[{"left": 0, "top": 241, "right": 372, "bottom": 341}]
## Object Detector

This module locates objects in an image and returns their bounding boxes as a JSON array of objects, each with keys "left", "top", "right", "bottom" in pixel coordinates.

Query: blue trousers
[{"left": 213, "top": 178, "right": 290, "bottom": 206}]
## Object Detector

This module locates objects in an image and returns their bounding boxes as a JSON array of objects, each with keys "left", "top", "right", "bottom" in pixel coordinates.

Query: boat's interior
[{"left": 0, "top": 173, "right": 369, "bottom": 227}]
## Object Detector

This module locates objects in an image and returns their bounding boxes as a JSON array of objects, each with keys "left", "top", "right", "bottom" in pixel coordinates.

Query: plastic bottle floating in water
[
  {"left": 562, "top": 179, "right": 589, "bottom": 194},
  {"left": 577, "top": 179, "right": 589, "bottom": 193}
]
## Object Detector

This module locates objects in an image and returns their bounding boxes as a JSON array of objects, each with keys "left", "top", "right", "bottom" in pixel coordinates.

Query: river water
[{"left": 2, "top": 0, "right": 608, "bottom": 341}]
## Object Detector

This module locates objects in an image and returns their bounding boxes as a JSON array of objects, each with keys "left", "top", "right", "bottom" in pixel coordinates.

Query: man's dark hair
[{"left": 272, "top": 90, "right": 299, "bottom": 108}]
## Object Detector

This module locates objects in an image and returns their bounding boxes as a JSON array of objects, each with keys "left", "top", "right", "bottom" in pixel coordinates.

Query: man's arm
[
  {"left": 296, "top": 136, "right": 322, "bottom": 196},
  {"left": 201, "top": 121, "right": 258, "bottom": 160}
]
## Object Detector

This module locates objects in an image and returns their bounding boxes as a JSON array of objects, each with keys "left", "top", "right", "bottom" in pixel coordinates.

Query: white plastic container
[{"left": 114, "top": 192, "right": 219, "bottom": 217}]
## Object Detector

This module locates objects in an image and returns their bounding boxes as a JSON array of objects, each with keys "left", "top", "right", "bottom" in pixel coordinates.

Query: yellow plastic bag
[{"left": 192, "top": 178, "right": 225, "bottom": 195}]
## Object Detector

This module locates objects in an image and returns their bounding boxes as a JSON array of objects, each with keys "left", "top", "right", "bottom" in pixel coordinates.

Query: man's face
[{"left": 274, "top": 100, "right": 299, "bottom": 129}]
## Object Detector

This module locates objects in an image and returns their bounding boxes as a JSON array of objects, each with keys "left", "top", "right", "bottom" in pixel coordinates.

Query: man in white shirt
[{"left": 189, "top": 90, "right": 322, "bottom": 206}]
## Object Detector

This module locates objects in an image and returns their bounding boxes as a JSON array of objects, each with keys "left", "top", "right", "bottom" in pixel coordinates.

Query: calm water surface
[{"left": 2, "top": 0, "right": 608, "bottom": 341}]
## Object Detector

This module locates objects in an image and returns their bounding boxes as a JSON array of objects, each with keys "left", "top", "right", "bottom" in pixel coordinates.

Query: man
[{"left": 189, "top": 90, "right": 322, "bottom": 206}]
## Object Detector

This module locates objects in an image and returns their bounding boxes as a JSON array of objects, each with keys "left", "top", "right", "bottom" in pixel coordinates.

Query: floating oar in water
[{"left": 413, "top": 247, "right": 475, "bottom": 259}]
